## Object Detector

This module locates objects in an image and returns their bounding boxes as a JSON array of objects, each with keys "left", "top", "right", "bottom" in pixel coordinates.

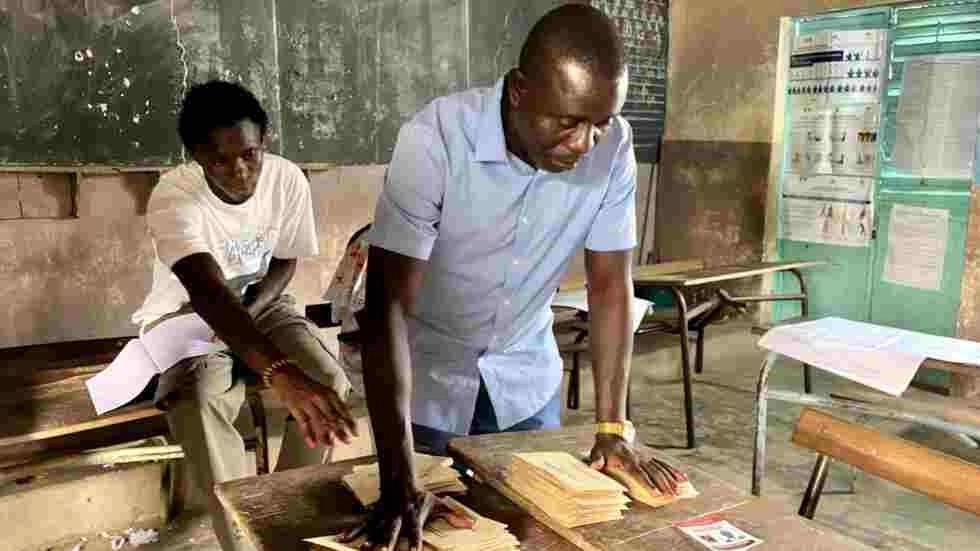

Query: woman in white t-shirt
[{"left": 132, "top": 81, "right": 355, "bottom": 551}]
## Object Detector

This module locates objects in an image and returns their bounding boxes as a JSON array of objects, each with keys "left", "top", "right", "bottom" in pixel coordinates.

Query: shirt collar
[{"left": 473, "top": 77, "right": 509, "bottom": 163}]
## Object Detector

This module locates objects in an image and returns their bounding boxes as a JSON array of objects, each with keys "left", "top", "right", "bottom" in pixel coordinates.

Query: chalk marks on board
[
  {"left": 592, "top": 0, "right": 669, "bottom": 160},
  {"left": 0, "top": 0, "right": 667, "bottom": 165}
]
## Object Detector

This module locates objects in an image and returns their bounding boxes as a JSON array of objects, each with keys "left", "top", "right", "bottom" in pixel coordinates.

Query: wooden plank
[
  {"left": 0, "top": 337, "right": 130, "bottom": 375},
  {"left": 447, "top": 427, "right": 750, "bottom": 551},
  {"left": 214, "top": 458, "right": 577, "bottom": 551},
  {"left": 792, "top": 408, "right": 980, "bottom": 517},
  {"left": 0, "top": 414, "right": 169, "bottom": 470},
  {"left": 634, "top": 261, "right": 827, "bottom": 287},
  {"left": 0, "top": 378, "right": 163, "bottom": 447}
]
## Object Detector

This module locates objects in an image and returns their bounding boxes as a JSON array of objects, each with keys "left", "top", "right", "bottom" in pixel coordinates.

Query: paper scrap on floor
[
  {"left": 674, "top": 514, "right": 763, "bottom": 550},
  {"left": 305, "top": 496, "right": 520, "bottom": 551},
  {"left": 343, "top": 453, "right": 467, "bottom": 506},
  {"left": 758, "top": 317, "right": 980, "bottom": 396}
]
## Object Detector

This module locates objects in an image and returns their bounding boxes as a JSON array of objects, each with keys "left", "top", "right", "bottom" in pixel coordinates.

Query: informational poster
[
  {"left": 783, "top": 174, "right": 873, "bottom": 202},
  {"left": 784, "top": 28, "right": 885, "bottom": 247},
  {"left": 782, "top": 174, "right": 873, "bottom": 247},
  {"left": 787, "top": 29, "right": 886, "bottom": 178},
  {"left": 893, "top": 54, "right": 980, "bottom": 179},
  {"left": 782, "top": 196, "right": 872, "bottom": 247},
  {"left": 883, "top": 205, "right": 949, "bottom": 291},
  {"left": 788, "top": 95, "right": 833, "bottom": 175}
]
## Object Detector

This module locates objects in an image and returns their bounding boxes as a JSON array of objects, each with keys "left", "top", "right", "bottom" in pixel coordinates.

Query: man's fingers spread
[
  {"left": 651, "top": 458, "right": 683, "bottom": 482},
  {"left": 293, "top": 410, "right": 316, "bottom": 449},
  {"left": 641, "top": 462, "right": 678, "bottom": 495},
  {"left": 328, "top": 393, "right": 358, "bottom": 433}
]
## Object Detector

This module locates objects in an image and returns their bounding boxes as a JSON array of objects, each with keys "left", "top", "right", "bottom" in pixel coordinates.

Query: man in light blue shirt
[{"left": 349, "top": 5, "right": 681, "bottom": 548}]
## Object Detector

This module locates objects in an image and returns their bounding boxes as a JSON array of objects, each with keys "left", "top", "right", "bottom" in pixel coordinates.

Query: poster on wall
[
  {"left": 784, "top": 28, "right": 886, "bottom": 247},
  {"left": 787, "top": 29, "right": 886, "bottom": 178},
  {"left": 782, "top": 196, "right": 872, "bottom": 247},
  {"left": 882, "top": 205, "right": 949, "bottom": 291},
  {"left": 892, "top": 54, "right": 980, "bottom": 179}
]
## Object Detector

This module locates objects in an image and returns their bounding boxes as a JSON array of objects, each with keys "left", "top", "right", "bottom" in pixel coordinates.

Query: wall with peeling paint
[
  {"left": 657, "top": 0, "right": 894, "bottom": 269},
  {"left": 0, "top": 162, "right": 655, "bottom": 347},
  {"left": 0, "top": 167, "right": 384, "bottom": 348}
]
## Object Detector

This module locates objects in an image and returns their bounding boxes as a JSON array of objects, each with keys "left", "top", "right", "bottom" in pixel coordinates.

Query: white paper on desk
[
  {"left": 551, "top": 289, "right": 653, "bottom": 334},
  {"left": 758, "top": 317, "right": 925, "bottom": 396},
  {"left": 85, "top": 314, "right": 227, "bottom": 415}
]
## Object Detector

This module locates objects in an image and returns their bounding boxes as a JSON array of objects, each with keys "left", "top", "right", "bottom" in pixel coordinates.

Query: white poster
[
  {"left": 788, "top": 96, "right": 833, "bottom": 175},
  {"left": 893, "top": 54, "right": 980, "bottom": 179},
  {"left": 883, "top": 205, "right": 949, "bottom": 291},
  {"left": 782, "top": 196, "right": 872, "bottom": 247},
  {"left": 788, "top": 29, "right": 886, "bottom": 177},
  {"left": 783, "top": 174, "right": 873, "bottom": 202},
  {"left": 830, "top": 101, "right": 879, "bottom": 175}
]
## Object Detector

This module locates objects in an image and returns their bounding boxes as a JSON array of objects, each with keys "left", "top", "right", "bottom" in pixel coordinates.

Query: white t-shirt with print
[{"left": 133, "top": 153, "right": 318, "bottom": 327}]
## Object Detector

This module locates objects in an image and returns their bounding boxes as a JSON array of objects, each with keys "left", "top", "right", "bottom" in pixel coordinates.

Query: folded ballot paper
[{"left": 85, "top": 314, "right": 227, "bottom": 414}]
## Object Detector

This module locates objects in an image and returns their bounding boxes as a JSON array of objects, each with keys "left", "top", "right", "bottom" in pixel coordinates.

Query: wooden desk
[
  {"left": 633, "top": 260, "right": 826, "bottom": 449},
  {"left": 448, "top": 426, "right": 873, "bottom": 551},
  {"left": 214, "top": 456, "right": 579, "bottom": 551},
  {"left": 214, "top": 426, "right": 871, "bottom": 551}
]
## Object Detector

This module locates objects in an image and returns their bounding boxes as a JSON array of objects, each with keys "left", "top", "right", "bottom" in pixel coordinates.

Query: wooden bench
[
  {"left": 0, "top": 337, "right": 270, "bottom": 497},
  {"left": 791, "top": 407, "right": 980, "bottom": 519}
]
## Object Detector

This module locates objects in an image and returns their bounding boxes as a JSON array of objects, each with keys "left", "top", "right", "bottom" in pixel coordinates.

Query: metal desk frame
[
  {"left": 751, "top": 350, "right": 980, "bottom": 496},
  {"left": 635, "top": 261, "right": 824, "bottom": 449}
]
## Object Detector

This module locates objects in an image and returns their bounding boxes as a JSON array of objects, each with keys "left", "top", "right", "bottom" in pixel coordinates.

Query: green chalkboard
[
  {"left": 0, "top": 2, "right": 181, "bottom": 164},
  {"left": 0, "top": 0, "right": 667, "bottom": 166},
  {"left": 0, "top": 0, "right": 282, "bottom": 165}
]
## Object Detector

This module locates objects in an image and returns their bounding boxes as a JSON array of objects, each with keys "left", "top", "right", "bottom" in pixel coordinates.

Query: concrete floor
[{"left": 28, "top": 322, "right": 980, "bottom": 551}]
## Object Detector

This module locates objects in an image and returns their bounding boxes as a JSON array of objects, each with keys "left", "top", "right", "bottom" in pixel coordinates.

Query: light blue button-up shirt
[{"left": 369, "top": 78, "right": 637, "bottom": 434}]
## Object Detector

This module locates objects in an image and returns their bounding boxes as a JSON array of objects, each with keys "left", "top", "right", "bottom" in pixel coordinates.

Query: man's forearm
[
  {"left": 174, "top": 254, "right": 285, "bottom": 374},
  {"left": 588, "top": 281, "right": 633, "bottom": 423},
  {"left": 243, "top": 257, "right": 296, "bottom": 316},
  {"left": 358, "top": 306, "right": 417, "bottom": 494}
]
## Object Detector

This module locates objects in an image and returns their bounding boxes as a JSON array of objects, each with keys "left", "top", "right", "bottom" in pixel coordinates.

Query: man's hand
[
  {"left": 269, "top": 361, "right": 357, "bottom": 448},
  {"left": 338, "top": 490, "right": 475, "bottom": 551},
  {"left": 589, "top": 433, "right": 681, "bottom": 496}
]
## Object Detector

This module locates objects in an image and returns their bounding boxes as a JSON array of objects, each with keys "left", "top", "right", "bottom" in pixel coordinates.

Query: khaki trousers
[{"left": 155, "top": 295, "right": 351, "bottom": 551}]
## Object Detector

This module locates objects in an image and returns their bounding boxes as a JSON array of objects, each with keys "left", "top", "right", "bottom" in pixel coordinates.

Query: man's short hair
[
  {"left": 518, "top": 4, "right": 625, "bottom": 82},
  {"left": 177, "top": 80, "right": 269, "bottom": 150}
]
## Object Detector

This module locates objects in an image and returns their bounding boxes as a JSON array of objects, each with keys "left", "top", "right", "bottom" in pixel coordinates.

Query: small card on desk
[{"left": 674, "top": 514, "right": 763, "bottom": 550}]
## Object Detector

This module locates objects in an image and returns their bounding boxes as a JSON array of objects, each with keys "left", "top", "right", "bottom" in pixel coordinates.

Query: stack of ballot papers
[
  {"left": 342, "top": 453, "right": 467, "bottom": 507},
  {"left": 305, "top": 497, "right": 520, "bottom": 551},
  {"left": 505, "top": 452, "right": 631, "bottom": 527}
]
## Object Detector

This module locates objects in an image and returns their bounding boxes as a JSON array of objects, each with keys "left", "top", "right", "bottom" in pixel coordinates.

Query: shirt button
[
  {"left": 513, "top": 259, "right": 520, "bottom": 266},
  {"left": 521, "top": 217, "right": 529, "bottom": 224},
  {"left": 504, "top": 299, "right": 511, "bottom": 306}
]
